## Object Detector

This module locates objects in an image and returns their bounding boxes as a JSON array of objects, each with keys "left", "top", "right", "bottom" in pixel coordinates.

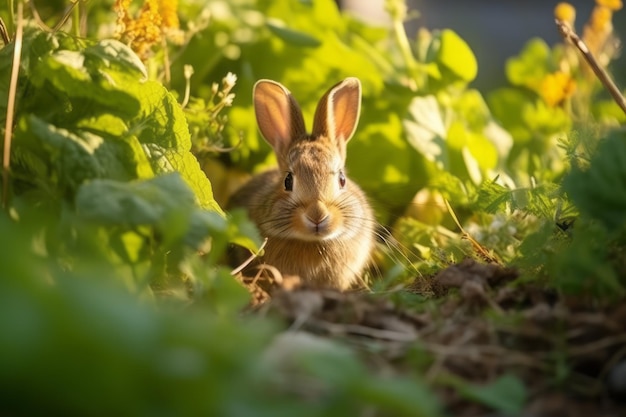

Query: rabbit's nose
[{"left": 305, "top": 202, "right": 330, "bottom": 227}]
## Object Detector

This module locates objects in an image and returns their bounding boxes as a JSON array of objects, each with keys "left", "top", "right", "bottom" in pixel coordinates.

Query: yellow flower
[
  {"left": 159, "top": 0, "right": 184, "bottom": 45},
  {"left": 554, "top": 2, "right": 576, "bottom": 25},
  {"left": 539, "top": 71, "right": 576, "bottom": 107},
  {"left": 590, "top": 5, "right": 613, "bottom": 32},
  {"left": 159, "top": 0, "right": 179, "bottom": 30},
  {"left": 596, "top": 0, "right": 623, "bottom": 11},
  {"left": 114, "top": 0, "right": 130, "bottom": 34},
  {"left": 581, "top": 3, "right": 616, "bottom": 60},
  {"left": 113, "top": 0, "right": 179, "bottom": 59}
]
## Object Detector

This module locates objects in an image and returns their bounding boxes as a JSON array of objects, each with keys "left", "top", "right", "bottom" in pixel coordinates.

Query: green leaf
[
  {"left": 129, "top": 80, "right": 223, "bottom": 214},
  {"left": 459, "top": 374, "right": 526, "bottom": 414},
  {"left": 435, "top": 29, "right": 477, "bottom": 82},
  {"left": 349, "top": 96, "right": 426, "bottom": 210},
  {"left": 8, "top": 27, "right": 222, "bottom": 215},
  {"left": 505, "top": 38, "right": 550, "bottom": 89},
  {"left": 473, "top": 179, "right": 561, "bottom": 218},
  {"left": 75, "top": 174, "right": 196, "bottom": 227},
  {"left": 593, "top": 99, "right": 626, "bottom": 125},
  {"left": 488, "top": 87, "right": 534, "bottom": 144},
  {"left": 266, "top": 18, "right": 321, "bottom": 47},
  {"left": 521, "top": 100, "right": 570, "bottom": 140},
  {"left": 83, "top": 39, "right": 148, "bottom": 79},
  {"left": 355, "top": 377, "right": 442, "bottom": 417},
  {"left": 467, "top": 132, "right": 498, "bottom": 170},
  {"left": 16, "top": 117, "right": 128, "bottom": 191},
  {"left": 565, "top": 130, "right": 626, "bottom": 231},
  {"left": 472, "top": 179, "right": 512, "bottom": 213},
  {"left": 31, "top": 50, "right": 141, "bottom": 118},
  {"left": 0, "top": 212, "right": 277, "bottom": 417},
  {"left": 0, "top": 26, "right": 59, "bottom": 90},
  {"left": 14, "top": 115, "right": 143, "bottom": 195},
  {"left": 404, "top": 95, "right": 448, "bottom": 167},
  {"left": 75, "top": 175, "right": 243, "bottom": 257},
  {"left": 448, "top": 123, "right": 498, "bottom": 184},
  {"left": 548, "top": 219, "right": 626, "bottom": 297},
  {"left": 227, "top": 209, "right": 263, "bottom": 254}
]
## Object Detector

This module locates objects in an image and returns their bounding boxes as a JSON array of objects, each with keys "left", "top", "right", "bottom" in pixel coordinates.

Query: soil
[{"left": 240, "top": 258, "right": 626, "bottom": 417}]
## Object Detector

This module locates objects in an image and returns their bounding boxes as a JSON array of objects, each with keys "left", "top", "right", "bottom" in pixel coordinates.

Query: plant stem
[
  {"left": 2, "top": 0, "right": 23, "bottom": 208},
  {"left": 5, "top": 0, "right": 15, "bottom": 35},
  {"left": 72, "top": 0, "right": 80, "bottom": 37},
  {"left": 385, "top": 0, "right": 422, "bottom": 89},
  {"left": 556, "top": 19, "right": 626, "bottom": 116}
]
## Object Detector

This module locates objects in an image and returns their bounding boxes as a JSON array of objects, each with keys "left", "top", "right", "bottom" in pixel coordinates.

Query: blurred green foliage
[{"left": 0, "top": 211, "right": 449, "bottom": 416}]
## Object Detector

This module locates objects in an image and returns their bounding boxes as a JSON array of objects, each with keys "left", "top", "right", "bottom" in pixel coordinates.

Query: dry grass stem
[
  {"left": 556, "top": 18, "right": 626, "bottom": 115},
  {"left": 230, "top": 237, "right": 268, "bottom": 275},
  {"left": 2, "top": 1, "right": 24, "bottom": 208}
]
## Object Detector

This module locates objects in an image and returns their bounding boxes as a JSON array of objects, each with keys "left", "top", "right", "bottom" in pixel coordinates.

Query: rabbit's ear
[
  {"left": 253, "top": 80, "right": 306, "bottom": 157},
  {"left": 312, "top": 77, "right": 361, "bottom": 158}
]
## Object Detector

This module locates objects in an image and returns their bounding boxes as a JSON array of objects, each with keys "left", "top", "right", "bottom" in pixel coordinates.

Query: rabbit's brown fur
[{"left": 229, "top": 78, "right": 375, "bottom": 290}]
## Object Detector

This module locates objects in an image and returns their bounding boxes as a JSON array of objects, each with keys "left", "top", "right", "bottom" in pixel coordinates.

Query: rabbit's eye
[
  {"left": 284, "top": 172, "right": 293, "bottom": 191},
  {"left": 338, "top": 171, "right": 346, "bottom": 188}
]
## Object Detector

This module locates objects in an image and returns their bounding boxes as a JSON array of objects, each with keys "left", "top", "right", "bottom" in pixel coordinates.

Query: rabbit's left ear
[{"left": 312, "top": 78, "right": 362, "bottom": 158}]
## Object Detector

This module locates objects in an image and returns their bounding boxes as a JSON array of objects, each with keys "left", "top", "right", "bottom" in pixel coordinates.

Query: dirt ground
[{"left": 241, "top": 258, "right": 626, "bottom": 417}]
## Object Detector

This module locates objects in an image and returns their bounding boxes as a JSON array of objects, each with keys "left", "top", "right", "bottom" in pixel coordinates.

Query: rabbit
[{"left": 228, "top": 77, "right": 376, "bottom": 290}]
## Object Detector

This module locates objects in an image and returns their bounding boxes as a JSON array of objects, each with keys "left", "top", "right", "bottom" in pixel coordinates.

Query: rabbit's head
[{"left": 253, "top": 78, "right": 368, "bottom": 242}]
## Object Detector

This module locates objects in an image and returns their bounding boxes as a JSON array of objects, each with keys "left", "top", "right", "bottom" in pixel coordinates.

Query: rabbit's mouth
[{"left": 292, "top": 213, "right": 342, "bottom": 241}]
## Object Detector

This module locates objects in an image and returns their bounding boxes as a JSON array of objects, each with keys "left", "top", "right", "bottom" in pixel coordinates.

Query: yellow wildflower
[
  {"left": 114, "top": 0, "right": 166, "bottom": 59},
  {"left": 114, "top": 0, "right": 131, "bottom": 27},
  {"left": 590, "top": 5, "right": 613, "bottom": 32},
  {"left": 159, "top": 0, "right": 184, "bottom": 45},
  {"left": 539, "top": 71, "right": 576, "bottom": 107},
  {"left": 582, "top": 3, "right": 615, "bottom": 61},
  {"left": 596, "top": 0, "right": 623, "bottom": 11},
  {"left": 554, "top": 2, "right": 576, "bottom": 25},
  {"left": 159, "top": 0, "right": 179, "bottom": 30}
]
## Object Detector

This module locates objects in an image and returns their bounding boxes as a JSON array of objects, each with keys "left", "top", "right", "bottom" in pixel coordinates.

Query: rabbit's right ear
[{"left": 253, "top": 80, "right": 306, "bottom": 158}]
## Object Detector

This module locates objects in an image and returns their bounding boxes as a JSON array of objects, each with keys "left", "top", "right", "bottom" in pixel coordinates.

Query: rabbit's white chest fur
[{"left": 262, "top": 228, "right": 374, "bottom": 289}]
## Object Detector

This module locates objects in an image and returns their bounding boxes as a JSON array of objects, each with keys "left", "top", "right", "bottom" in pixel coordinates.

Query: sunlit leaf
[
  {"left": 404, "top": 95, "right": 448, "bottom": 167},
  {"left": 129, "top": 80, "right": 223, "bottom": 214},
  {"left": 505, "top": 38, "right": 550, "bottom": 89},
  {"left": 266, "top": 18, "right": 322, "bottom": 47},
  {"left": 31, "top": 50, "right": 141, "bottom": 118},
  {"left": 436, "top": 29, "right": 477, "bottom": 82},
  {"left": 83, "top": 39, "right": 148, "bottom": 79}
]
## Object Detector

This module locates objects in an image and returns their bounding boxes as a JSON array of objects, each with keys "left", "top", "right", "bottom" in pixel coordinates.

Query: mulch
[{"left": 239, "top": 258, "right": 626, "bottom": 417}]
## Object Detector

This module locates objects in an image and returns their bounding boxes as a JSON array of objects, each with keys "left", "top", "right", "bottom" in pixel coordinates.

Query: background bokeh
[{"left": 341, "top": 0, "right": 626, "bottom": 91}]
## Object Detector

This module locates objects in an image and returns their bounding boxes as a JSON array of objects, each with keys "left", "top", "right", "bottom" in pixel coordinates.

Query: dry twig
[{"left": 556, "top": 18, "right": 626, "bottom": 116}]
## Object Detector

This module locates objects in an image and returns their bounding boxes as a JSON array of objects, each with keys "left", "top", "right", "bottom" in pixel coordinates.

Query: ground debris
[
  {"left": 265, "top": 287, "right": 422, "bottom": 345},
  {"left": 247, "top": 258, "right": 626, "bottom": 416},
  {"left": 430, "top": 257, "right": 520, "bottom": 296}
]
